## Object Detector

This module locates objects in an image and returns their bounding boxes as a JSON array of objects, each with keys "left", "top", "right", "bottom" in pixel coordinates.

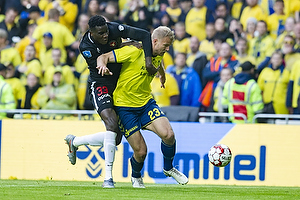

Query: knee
[
  {"left": 162, "top": 130, "right": 175, "bottom": 145},
  {"left": 101, "top": 108, "right": 119, "bottom": 133},
  {"left": 134, "top": 148, "right": 147, "bottom": 162}
]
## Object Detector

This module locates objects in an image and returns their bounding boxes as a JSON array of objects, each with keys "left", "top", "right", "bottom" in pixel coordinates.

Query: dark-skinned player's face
[{"left": 90, "top": 25, "right": 109, "bottom": 45}]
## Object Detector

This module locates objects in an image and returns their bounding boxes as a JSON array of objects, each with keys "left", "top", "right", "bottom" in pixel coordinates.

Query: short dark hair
[{"left": 88, "top": 15, "right": 107, "bottom": 30}]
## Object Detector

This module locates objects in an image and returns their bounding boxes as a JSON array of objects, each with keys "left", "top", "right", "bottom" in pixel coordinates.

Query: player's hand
[{"left": 97, "top": 65, "right": 113, "bottom": 76}]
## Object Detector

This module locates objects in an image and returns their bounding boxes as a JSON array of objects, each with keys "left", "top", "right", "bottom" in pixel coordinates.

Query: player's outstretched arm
[{"left": 96, "top": 51, "right": 116, "bottom": 76}]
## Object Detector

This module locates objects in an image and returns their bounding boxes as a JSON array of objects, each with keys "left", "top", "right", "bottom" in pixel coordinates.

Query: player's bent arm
[
  {"left": 96, "top": 51, "right": 116, "bottom": 76},
  {"left": 157, "top": 64, "right": 166, "bottom": 88}
]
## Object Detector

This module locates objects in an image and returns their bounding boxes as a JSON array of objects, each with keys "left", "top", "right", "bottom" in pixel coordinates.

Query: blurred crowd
[{"left": 0, "top": 0, "right": 300, "bottom": 123}]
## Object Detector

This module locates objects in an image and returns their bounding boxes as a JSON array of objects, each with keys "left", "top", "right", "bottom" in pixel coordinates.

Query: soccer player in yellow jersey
[{"left": 97, "top": 26, "right": 188, "bottom": 188}]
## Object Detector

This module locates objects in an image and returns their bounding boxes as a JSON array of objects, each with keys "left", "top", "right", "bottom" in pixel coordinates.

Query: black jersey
[{"left": 79, "top": 22, "right": 152, "bottom": 86}]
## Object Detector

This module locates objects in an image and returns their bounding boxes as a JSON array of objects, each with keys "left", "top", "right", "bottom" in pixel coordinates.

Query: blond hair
[{"left": 152, "top": 26, "right": 175, "bottom": 43}]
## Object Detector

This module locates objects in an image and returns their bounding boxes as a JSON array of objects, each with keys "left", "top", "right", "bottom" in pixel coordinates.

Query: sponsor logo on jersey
[
  {"left": 82, "top": 50, "right": 92, "bottom": 58},
  {"left": 118, "top": 25, "right": 125, "bottom": 31},
  {"left": 109, "top": 41, "right": 117, "bottom": 47}
]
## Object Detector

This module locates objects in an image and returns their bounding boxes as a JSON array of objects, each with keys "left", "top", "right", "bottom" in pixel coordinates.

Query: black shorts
[{"left": 88, "top": 81, "right": 116, "bottom": 114}]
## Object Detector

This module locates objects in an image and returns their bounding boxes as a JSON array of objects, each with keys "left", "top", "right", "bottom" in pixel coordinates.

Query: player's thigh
[
  {"left": 126, "top": 130, "right": 147, "bottom": 154},
  {"left": 146, "top": 117, "right": 175, "bottom": 142}
]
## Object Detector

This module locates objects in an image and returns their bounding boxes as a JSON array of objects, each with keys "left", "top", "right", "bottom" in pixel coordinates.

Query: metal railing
[
  {"left": 199, "top": 112, "right": 247, "bottom": 123},
  {"left": 0, "top": 109, "right": 97, "bottom": 120},
  {"left": 1, "top": 109, "right": 300, "bottom": 124},
  {"left": 252, "top": 114, "right": 300, "bottom": 124}
]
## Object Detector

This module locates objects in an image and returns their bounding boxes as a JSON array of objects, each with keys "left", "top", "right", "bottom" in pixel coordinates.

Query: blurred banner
[{"left": 0, "top": 120, "right": 299, "bottom": 186}]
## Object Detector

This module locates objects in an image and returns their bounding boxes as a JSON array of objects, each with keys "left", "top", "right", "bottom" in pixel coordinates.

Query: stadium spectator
[
  {"left": 286, "top": 54, "right": 300, "bottom": 114},
  {"left": 248, "top": 20, "right": 275, "bottom": 74},
  {"left": 178, "top": 0, "right": 192, "bottom": 22},
  {"left": 19, "top": 6, "right": 44, "bottom": 34},
  {"left": 240, "top": 0, "right": 266, "bottom": 31},
  {"left": 266, "top": 0, "right": 286, "bottom": 40},
  {"left": 228, "top": 18, "right": 245, "bottom": 45},
  {"left": 21, "top": 73, "right": 42, "bottom": 110},
  {"left": 230, "top": 0, "right": 246, "bottom": 20},
  {"left": 222, "top": 61, "right": 263, "bottom": 123},
  {"left": 165, "top": 0, "right": 184, "bottom": 24},
  {"left": 153, "top": 11, "right": 175, "bottom": 29},
  {"left": 199, "top": 23, "right": 216, "bottom": 60},
  {"left": 212, "top": 67, "right": 233, "bottom": 122},
  {"left": 0, "top": 63, "right": 16, "bottom": 118},
  {"left": 0, "top": 7, "right": 23, "bottom": 45},
  {"left": 0, "top": 29, "right": 22, "bottom": 67},
  {"left": 15, "top": 22, "right": 40, "bottom": 62},
  {"left": 31, "top": 8, "right": 79, "bottom": 66},
  {"left": 281, "top": 35, "right": 300, "bottom": 72},
  {"left": 73, "top": 13, "right": 90, "bottom": 42},
  {"left": 43, "top": 0, "right": 78, "bottom": 32},
  {"left": 84, "top": 0, "right": 101, "bottom": 17},
  {"left": 214, "top": 17, "right": 231, "bottom": 43},
  {"left": 191, "top": 36, "right": 208, "bottom": 88},
  {"left": 16, "top": 44, "right": 42, "bottom": 86},
  {"left": 245, "top": 17, "right": 257, "bottom": 40},
  {"left": 101, "top": 1, "right": 121, "bottom": 23},
  {"left": 200, "top": 42, "right": 238, "bottom": 110},
  {"left": 172, "top": 22, "right": 190, "bottom": 56},
  {"left": 293, "top": 22, "right": 300, "bottom": 53},
  {"left": 73, "top": 54, "right": 89, "bottom": 110},
  {"left": 187, "top": 36, "right": 206, "bottom": 67},
  {"left": 151, "top": 72, "right": 180, "bottom": 107},
  {"left": 37, "top": 67, "right": 76, "bottom": 111},
  {"left": 283, "top": 0, "right": 300, "bottom": 21},
  {"left": 185, "top": 0, "right": 214, "bottom": 41},
  {"left": 43, "top": 48, "right": 75, "bottom": 86},
  {"left": 257, "top": 50, "right": 289, "bottom": 114},
  {"left": 275, "top": 17, "right": 295, "bottom": 49},
  {"left": 5, "top": 63, "right": 26, "bottom": 109},
  {"left": 234, "top": 37, "right": 256, "bottom": 72},
  {"left": 123, "top": 0, "right": 152, "bottom": 32},
  {"left": 214, "top": 2, "right": 233, "bottom": 27},
  {"left": 166, "top": 53, "right": 202, "bottom": 107}
]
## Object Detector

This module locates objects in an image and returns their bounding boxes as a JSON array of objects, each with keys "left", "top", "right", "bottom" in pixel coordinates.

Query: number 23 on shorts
[{"left": 148, "top": 108, "right": 162, "bottom": 120}]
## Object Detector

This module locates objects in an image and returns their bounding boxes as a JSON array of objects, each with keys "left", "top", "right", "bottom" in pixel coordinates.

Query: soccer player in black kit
[{"left": 64, "top": 15, "right": 157, "bottom": 188}]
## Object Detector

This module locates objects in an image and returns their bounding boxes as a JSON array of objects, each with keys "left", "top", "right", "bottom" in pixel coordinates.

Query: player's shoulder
[{"left": 108, "top": 22, "right": 129, "bottom": 34}]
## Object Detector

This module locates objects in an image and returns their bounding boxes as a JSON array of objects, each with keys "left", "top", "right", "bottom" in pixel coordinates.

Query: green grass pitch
[{"left": 0, "top": 179, "right": 299, "bottom": 200}]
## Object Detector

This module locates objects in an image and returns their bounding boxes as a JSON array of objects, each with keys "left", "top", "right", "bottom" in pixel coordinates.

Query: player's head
[
  {"left": 88, "top": 15, "right": 109, "bottom": 45},
  {"left": 152, "top": 26, "right": 175, "bottom": 56}
]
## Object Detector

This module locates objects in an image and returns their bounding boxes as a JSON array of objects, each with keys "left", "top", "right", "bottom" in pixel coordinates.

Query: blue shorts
[{"left": 114, "top": 99, "right": 166, "bottom": 138}]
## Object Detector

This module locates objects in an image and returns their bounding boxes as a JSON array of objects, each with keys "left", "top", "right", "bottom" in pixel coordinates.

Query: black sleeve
[
  {"left": 112, "top": 23, "right": 152, "bottom": 57},
  {"left": 125, "top": 25, "right": 152, "bottom": 57}
]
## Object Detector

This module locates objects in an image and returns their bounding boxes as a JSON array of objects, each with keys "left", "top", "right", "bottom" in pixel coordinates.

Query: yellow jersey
[
  {"left": 248, "top": 35, "right": 275, "bottom": 67},
  {"left": 240, "top": 5, "right": 266, "bottom": 31},
  {"left": 173, "top": 38, "right": 191, "bottom": 55},
  {"left": 113, "top": 46, "right": 163, "bottom": 107},
  {"left": 32, "top": 21, "right": 75, "bottom": 63},
  {"left": 185, "top": 7, "right": 207, "bottom": 41},
  {"left": 257, "top": 67, "right": 289, "bottom": 114},
  {"left": 0, "top": 46, "right": 22, "bottom": 67},
  {"left": 19, "top": 59, "right": 43, "bottom": 85},
  {"left": 289, "top": 61, "right": 300, "bottom": 108},
  {"left": 151, "top": 73, "right": 179, "bottom": 107},
  {"left": 267, "top": 13, "right": 287, "bottom": 40}
]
